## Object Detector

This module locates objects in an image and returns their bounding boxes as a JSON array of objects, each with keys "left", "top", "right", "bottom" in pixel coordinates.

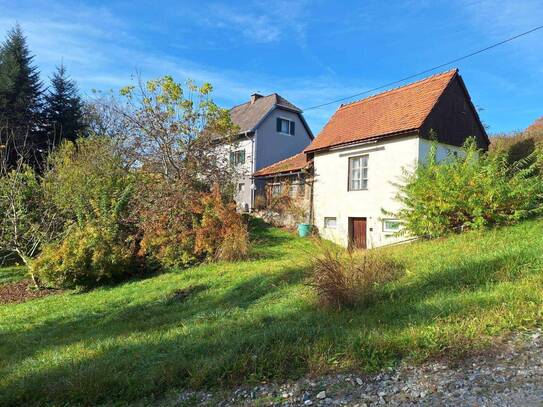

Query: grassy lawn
[
  {"left": 1, "top": 219, "right": 542, "bottom": 405},
  {"left": 0, "top": 266, "right": 26, "bottom": 286}
]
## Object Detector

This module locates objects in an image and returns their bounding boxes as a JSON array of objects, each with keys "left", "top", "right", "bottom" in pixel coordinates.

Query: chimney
[{"left": 250, "top": 93, "right": 263, "bottom": 104}]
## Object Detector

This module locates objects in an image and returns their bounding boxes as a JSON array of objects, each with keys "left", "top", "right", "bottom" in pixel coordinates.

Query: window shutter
[
  {"left": 230, "top": 152, "right": 234, "bottom": 163},
  {"left": 241, "top": 150, "right": 246, "bottom": 164},
  {"left": 276, "top": 118, "right": 281, "bottom": 132},
  {"left": 290, "top": 120, "right": 295, "bottom": 135}
]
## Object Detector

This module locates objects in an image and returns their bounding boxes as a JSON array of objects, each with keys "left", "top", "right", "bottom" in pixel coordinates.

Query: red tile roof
[
  {"left": 253, "top": 152, "right": 310, "bottom": 177},
  {"left": 305, "top": 69, "right": 459, "bottom": 153}
]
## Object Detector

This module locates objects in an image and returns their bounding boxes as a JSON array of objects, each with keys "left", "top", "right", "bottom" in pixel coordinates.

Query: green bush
[
  {"left": 31, "top": 137, "right": 138, "bottom": 288},
  {"left": 31, "top": 223, "right": 138, "bottom": 288},
  {"left": 43, "top": 137, "right": 134, "bottom": 226},
  {"left": 393, "top": 138, "right": 543, "bottom": 237}
]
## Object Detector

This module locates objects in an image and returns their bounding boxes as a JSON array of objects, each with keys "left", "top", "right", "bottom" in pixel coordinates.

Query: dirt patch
[
  {"left": 0, "top": 280, "right": 62, "bottom": 305},
  {"left": 165, "top": 285, "right": 208, "bottom": 304}
]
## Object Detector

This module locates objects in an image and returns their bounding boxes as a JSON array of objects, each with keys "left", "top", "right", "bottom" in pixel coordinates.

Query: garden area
[
  {"left": 2, "top": 24, "right": 543, "bottom": 406},
  {"left": 1, "top": 218, "right": 543, "bottom": 405}
]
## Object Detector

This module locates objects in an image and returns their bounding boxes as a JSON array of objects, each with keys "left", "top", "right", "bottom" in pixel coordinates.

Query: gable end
[{"left": 420, "top": 75, "right": 489, "bottom": 150}]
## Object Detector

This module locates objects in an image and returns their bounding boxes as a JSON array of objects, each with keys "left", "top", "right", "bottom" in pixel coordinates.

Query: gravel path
[{"left": 174, "top": 328, "right": 543, "bottom": 406}]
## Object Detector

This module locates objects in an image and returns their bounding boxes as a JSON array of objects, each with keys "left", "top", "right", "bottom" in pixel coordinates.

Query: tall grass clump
[
  {"left": 310, "top": 244, "right": 404, "bottom": 309},
  {"left": 392, "top": 138, "right": 543, "bottom": 238}
]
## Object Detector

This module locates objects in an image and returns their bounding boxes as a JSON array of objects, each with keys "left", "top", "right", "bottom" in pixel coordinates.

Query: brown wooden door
[{"left": 349, "top": 217, "right": 367, "bottom": 249}]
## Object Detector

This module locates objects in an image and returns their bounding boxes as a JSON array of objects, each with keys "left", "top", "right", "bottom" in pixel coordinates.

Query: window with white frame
[
  {"left": 230, "top": 150, "right": 245, "bottom": 165},
  {"left": 276, "top": 118, "right": 295, "bottom": 135},
  {"left": 324, "top": 217, "right": 337, "bottom": 229},
  {"left": 382, "top": 219, "right": 401, "bottom": 233},
  {"left": 348, "top": 155, "right": 368, "bottom": 191}
]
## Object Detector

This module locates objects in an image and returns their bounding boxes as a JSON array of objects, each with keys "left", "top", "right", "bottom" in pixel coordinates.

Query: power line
[{"left": 303, "top": 24, "right": 543, "bottom": 111}]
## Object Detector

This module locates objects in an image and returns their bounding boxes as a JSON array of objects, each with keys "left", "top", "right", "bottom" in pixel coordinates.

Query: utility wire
[{"left": 303, "top": 24, "right": 543, "bottom": 111}]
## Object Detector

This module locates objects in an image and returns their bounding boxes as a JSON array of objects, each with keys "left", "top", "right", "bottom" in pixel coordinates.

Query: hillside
[
  {"left": 490, "top": 116, "right": 543, "bottom": 159},
  {"left": 1, "top": 219, "right": 542, "bottom": 405}
]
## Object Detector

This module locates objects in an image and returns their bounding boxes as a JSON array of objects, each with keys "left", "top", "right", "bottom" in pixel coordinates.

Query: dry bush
[
  {"left": 196, "top": 185, "right": 249, "bottom": 262},
  {"left": 215, "top": 221, "right": 250, "bottom": 261},
  {"left": 310, "top": 244, "right": 404, "bottom": 309},
  {"left": 253, "top": 194, "right": 267, "bottom": 210},
  {"left": 137, "top": 181, "right": 249, "bottom": 268}
]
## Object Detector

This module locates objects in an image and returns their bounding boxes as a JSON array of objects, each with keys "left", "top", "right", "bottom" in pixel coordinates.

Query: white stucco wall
[
  {"left": 216, "top": 137, "right": 255, "bottom": 211},
  {"left": 312, "top": 136, "right": 464, "bottom": 248},
  {"left": 418, "top": 138, "right": 466, "bottom": 163}
]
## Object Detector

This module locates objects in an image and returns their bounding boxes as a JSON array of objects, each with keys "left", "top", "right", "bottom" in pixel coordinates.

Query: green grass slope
[
  {"left": 1, "top": 219, "right": 542, "bottom": 405},
  {"left": 0, "top": 266, "right": 26, "bottom": 286}
]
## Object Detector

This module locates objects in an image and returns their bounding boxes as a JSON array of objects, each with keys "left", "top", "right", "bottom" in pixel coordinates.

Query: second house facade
[
  {"left": 225, "top": 93, "right": 313, "bottom": 211},
  {"left": 255, "top": 69, "right": 489, "bottom": 248}
]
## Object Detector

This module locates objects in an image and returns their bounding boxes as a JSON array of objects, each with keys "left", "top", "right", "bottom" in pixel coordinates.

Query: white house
[{"left": 254, "top": 69, "right": 489, "bottom": 248}]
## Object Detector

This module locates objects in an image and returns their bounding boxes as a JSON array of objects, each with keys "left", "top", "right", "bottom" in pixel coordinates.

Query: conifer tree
[
  {"left": 0, "top": 24, "right": 44, "bottom": 166},
  {"left": 43, "top": 63, "right": 85, "bottom": 145}
]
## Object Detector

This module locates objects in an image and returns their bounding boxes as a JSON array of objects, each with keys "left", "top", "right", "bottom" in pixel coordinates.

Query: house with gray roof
[{"left": 226, "top": 92, "right": 313, "bottom": 211}]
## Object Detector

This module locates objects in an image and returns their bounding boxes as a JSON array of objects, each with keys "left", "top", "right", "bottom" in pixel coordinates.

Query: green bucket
[{"left": 297, "top": 223, "right": 311, "bottom": 237}]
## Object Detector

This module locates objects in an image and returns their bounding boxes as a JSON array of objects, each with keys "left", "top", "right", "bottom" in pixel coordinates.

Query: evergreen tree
[
  {"left": 0, "top": 24, "right": 44, "bottom": 166},
  {"left": 44, "top": 63, "right": 85, "bottom": 145}
]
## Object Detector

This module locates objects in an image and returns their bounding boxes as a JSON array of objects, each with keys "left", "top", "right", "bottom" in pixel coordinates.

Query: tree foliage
[
  {"left": 0, "top": 160, "right": 61, "bottom": 286},
  {"left": 31, "top": 137, "right": 138, "bottom": 288},
  {"left": 43, "top": 63, "right": 85, "bottom": 145},
  {"left": 392, "top": 139, "right": 543, "bottom": 238},
  {"left": 118, "top": 76, "right": 247, "bottom": 268},
  {"left": 118, "top": 76, "right": 238, "bottom": 186},
  {"left": 0, "top": 25, "right": 44, "bottom": 167}
]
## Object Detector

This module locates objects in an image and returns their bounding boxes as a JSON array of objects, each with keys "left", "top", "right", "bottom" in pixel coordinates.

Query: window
[
  {"left": 324, "top": 217, "right": 337, "bottom": 229},
  {"left": 271, "top": 184, "right": 282, "bottom": 197},
  {"left": 383, "top": 219, "right": 401, "bottom": 233},
  {"left": 230, "top": 150, "right": 245, "bottom": 165},
  {"left": 348, "top": 155, "right": 368, "bottom": 191},
  {"left": 276, "top": 118, "right": 295, "bottom": 135},
  {"left": 238, "top": 183, "right": 244, "bottom": 193}
]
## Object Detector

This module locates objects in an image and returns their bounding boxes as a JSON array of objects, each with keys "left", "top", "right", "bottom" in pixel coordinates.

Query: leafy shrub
[
  {"left": 43, "top": 137, "right": 134, "bottom": 226},
  {"left": 392, "top": 138, "right": 543, "bottom": 238},
  {"left": 137, "top": 182, "right": 249, "bottom": 268},
  {"left": 310, "top": 244, "right": 404, "bottom": 309},
  {"left": 31, "top": 223, "right": 139, "bottom": 288},
  {"left": 0, "top": 164, "right": 62, "bottom": 285},
  {"left": 135, "top": 177, "right": 198, "bottom": 269},
  {"left": 32, "top": 137, "right": 138, "bottom": 288},
  {"left": 195, "top": 186, "right": 249, "bottom": 261}
]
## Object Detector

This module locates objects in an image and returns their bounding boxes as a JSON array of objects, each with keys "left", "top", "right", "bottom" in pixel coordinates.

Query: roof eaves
[{"left": 305, "top": 128, "right": 420, "bottom": 154}]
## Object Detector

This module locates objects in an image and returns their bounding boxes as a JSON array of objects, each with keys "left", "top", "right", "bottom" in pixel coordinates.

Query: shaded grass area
[
  {"left": 1, "top": 219, "right": 542, "bottom": 405},
  {"left": 0, "top": 266, "right": 27, "bottom": 286}
]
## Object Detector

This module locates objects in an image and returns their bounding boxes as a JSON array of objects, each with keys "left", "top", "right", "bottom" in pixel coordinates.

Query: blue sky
[{"left": 1, "top": 0, "right": 542, "bottom": 135}]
